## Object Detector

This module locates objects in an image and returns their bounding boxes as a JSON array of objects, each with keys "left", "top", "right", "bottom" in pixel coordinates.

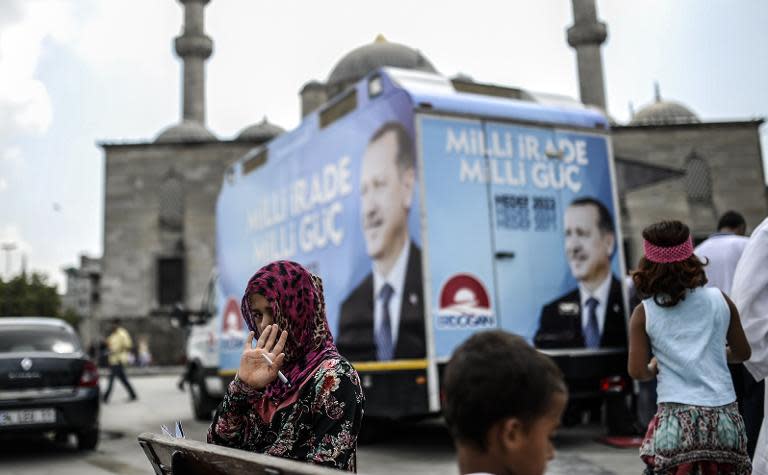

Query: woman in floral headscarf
[{"left": 207, "top": 261, "right": 364, "bottom": 471}]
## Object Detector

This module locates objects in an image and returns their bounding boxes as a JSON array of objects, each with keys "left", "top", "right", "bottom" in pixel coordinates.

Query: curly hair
[{"left": 632, "top": 220, "right": 708, "bottom": 307}]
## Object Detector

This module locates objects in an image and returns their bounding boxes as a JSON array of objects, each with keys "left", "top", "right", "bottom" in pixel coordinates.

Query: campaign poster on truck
[
  {"left": 418, "top": 115, "right": 626, "bottom": 359},
  {"left": 215, "top": 89, "right": 426, "bottom": 370},
  {"left": 216, "top": 78, "right": 626, "bottom": 374}
]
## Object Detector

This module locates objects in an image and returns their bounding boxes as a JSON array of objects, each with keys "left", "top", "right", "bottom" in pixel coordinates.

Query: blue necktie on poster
[
  {"left": 376, "top": 284, "right": 395, "bottom": 360},
  {"left": 584, "top": 297, "right": 600, "bottom": 349}
]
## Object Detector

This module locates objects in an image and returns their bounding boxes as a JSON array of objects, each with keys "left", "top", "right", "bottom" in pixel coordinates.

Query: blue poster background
[
  {"left": 419, "top": 115, "right": 623, "bottom": 358},
  {"left": 215, "top": 88, "right": 420, "bottom": 370}
]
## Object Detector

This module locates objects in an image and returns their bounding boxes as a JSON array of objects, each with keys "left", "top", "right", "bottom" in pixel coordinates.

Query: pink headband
[{"left": 643, "top": 236, "right": 694, "bottom": 263}]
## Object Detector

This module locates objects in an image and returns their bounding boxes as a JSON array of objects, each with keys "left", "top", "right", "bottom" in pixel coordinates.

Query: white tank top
[{"left": 644, "top": 287, "right": 735, "bottom": 406}]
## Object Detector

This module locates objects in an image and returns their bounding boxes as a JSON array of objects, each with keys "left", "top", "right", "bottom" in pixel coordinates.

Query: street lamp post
[{"left": 1, "top": 242, "right": 17, "bottom": 279}]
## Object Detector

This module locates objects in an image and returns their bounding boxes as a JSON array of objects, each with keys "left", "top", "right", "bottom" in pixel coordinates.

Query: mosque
[{"left": 93, "top": 0, "right": 766, "bottom": 362}]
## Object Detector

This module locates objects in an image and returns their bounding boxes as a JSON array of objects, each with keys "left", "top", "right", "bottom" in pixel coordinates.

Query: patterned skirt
[{"left": 640, "top": 402, "right": 752, "bottom": 475}]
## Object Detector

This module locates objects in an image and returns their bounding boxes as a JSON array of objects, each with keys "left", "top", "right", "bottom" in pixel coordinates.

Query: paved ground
[{"left": 0, "top": 374, "right": 645, "bottom": 474}]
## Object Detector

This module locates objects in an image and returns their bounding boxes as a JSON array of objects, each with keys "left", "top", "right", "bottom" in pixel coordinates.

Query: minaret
[
  {"left": 156, "top": 0, "right": 215, "bottom": 142},
  {"left": 175, "top": 0, "right": 213, "bottom": 124},
  {"left": 567, "top": 0, "right": 608, "bottom": 110}
]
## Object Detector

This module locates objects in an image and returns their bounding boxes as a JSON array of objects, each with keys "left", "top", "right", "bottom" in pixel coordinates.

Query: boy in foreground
[{"left": 443, "top": 331, "right": 568, "bottom": 475}]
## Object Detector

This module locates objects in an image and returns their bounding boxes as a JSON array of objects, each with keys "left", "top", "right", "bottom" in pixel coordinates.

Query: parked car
[{"left": 0, "top": 317, "right": 100, "bottom": 450}]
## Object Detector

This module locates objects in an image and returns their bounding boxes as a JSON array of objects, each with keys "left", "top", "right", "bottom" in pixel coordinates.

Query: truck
[{"left": 184, "top": 67, "right": 634, "bottom": 433}]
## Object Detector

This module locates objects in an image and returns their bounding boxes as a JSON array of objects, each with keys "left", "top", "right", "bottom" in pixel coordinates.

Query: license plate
[{"left": 0, "top": 408, "right": 56, "bottom": 426}]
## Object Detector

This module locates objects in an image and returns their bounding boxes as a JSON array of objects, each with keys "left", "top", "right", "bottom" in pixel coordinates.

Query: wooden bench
[{"left": 138, "top": 432, "right": 349, "bottom": 475}]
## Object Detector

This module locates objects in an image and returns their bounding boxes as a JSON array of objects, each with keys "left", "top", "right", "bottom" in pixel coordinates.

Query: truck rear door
[{"left": 487, "top": 122, "right": 624, "bottom": 346}]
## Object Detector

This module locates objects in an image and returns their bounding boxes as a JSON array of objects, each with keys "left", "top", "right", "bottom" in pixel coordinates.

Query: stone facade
[
  {"left": 99, "top": 140, "right": 257, "bottom": 363},
  {"left": 97, "top": 0, "right": 283, "bottom": 365},
  {"left": 612, "top": 120, "right": 768, "bottom": 267},
  {"left": 62, "top": 255, "right": 102, "bottom": 345},
  {"left": 62, "top": 255, "right": 101, "bottom": 317}
]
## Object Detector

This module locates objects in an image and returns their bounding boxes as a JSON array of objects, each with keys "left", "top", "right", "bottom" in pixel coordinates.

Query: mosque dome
[
  {"left": 155, "top": 120, "right": 217, "bottom": 143},
  {"left": 629, "top": 85, "right": 700, "bottom": 126},
  {"left": 236, "top": 117, "right": 285, "bottom": 142},
  {"left": 326, "top": 35, "right": 437, "bottom": 96},
  {"left": 630, "top": 101, "right": 700, "bottom": 126}
]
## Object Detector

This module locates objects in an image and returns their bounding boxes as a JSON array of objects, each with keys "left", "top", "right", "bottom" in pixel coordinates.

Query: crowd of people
[
  {"left": 439, "top": 213, "right": 766, "bottom": 475},
  {"left": 156, "top": 209, "right": 768, "bottom": 475}
]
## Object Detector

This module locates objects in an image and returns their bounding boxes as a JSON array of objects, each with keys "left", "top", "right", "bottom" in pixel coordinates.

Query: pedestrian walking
[
  {"left": 102, "top": 320, "right": 138, "bottom": 403},
  {"left": 628, "top": 220, "right": 752, "bottom": 474},
  {"left": 443, "top": 330, "right": 567, "bottom": 475},
  {"left": 731, "top": 216, "right": 768, "bottom": 472},
  {"left": 207, "top": 261, "right": 364, "bottom": 472}
]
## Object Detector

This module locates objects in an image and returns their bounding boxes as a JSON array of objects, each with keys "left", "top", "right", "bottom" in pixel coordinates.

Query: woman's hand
[{"left": 237, "top": 324, "right": 288, "bottom": 390}]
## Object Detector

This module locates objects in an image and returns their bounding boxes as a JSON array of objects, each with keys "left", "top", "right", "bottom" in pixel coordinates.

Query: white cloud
[
  {"left": 0, "top": 146, "right": 21, "bottom": 164},
  {"left": 0, "top": 2, "right": 22, "bottom": 29},
  {"left": 0, "top": 1, "right": 77, "bottom": 141},
  {"left": 0, "top": 146, "right": 21, "bottom": 194},
  {"left": 69, "top": 2, "right": 177, "bottom": 67}
]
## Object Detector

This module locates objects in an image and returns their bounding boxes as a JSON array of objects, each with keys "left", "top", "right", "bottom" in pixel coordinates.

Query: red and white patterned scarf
[{"left": 241, "top": 261, "right": 340, "bottom": 406}]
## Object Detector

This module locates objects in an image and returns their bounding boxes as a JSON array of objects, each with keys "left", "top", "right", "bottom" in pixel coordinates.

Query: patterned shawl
[{"left": 240, "top": 260, "right": 340, "bottom": 406}]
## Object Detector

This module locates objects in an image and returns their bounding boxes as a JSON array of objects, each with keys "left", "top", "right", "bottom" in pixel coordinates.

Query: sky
[{"left": 1, "top": 0, "right": 766, "bottom": 292}]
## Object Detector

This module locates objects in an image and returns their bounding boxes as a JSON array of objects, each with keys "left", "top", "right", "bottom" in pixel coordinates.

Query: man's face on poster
[
  {"left": 360, "top": 130, "right": 415, "bottom": 261},
  {"left": 564, "top": 204, "right": 614, "bottom": 284}
]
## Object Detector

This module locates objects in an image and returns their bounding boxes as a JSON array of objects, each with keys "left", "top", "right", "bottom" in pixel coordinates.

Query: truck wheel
[
  {"left": 190, "top": 370, "right": 218, "bottom": 421},
  {"left": 77, "top": 428, "right": 99, "bottom": 451}
]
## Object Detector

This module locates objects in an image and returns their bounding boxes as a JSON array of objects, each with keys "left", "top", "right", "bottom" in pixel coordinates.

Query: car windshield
[{"left": 0, "top": 325, "right": 81, "bottom": 354}]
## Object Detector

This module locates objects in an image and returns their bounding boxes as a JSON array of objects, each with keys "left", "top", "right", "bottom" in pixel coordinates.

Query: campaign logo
[
  {"left": 436, "top": 274, "right": 495, "bottom": 329},
  {"left": 221, "top": 297, "right": 245, "bottom": 348}
]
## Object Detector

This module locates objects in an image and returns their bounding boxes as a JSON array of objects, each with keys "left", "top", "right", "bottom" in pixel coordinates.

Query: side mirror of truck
[
  {"left": 172, "top": 303, "right": 215, "bottom": 327},
  {"left": 170, "top": 303, "right": 190, "bottom": 328},
  {"left": 191, "top": 309, "right": 214, "bottom": 325}
]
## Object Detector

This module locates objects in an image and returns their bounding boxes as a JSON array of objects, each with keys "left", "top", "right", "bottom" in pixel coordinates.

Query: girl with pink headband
[{"left": 628, "top": 220, "right": 752, "bottom": 475}]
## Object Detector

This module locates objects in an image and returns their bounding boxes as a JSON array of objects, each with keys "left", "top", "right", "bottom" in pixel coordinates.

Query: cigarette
[{"left": 262, "top": 353, "right": 291, "bottom": 387}]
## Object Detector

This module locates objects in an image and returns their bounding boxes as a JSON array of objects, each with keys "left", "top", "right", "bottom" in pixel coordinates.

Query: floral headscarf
[{"left": 241, "top": 260, "right": 339, "bottom": 404}]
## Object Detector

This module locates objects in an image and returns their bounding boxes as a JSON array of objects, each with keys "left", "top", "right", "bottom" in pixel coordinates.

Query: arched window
[
  {"left": 159, "top": 169, "right": 184, "bottom": 231},
  {"left": 684, "top": 151, "right": 712, "bottom": 203}
]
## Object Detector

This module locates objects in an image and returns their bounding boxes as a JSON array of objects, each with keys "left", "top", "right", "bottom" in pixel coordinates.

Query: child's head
[
  {"left": 443, "top": 330, "right": 567, "bottom": 475},
  {"left": 632, "top": 220, "right": 707, "bottom": 307}
]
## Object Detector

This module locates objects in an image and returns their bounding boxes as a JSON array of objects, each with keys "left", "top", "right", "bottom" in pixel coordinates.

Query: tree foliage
[{"left": 0, "top": 273, "right": 63, "bottom": 318}]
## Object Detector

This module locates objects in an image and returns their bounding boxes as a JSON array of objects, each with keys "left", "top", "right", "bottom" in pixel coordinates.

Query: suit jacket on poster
[
  {"left": 533, "top": 276, "right": 627, "bottom": 349},
  {"left": 336, "top": 242, "right": 425, "bottom": 361}
]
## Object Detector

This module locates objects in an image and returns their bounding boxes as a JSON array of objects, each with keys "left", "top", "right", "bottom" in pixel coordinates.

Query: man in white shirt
[
  {"left": 731, "top": 216, "right": 768, "bottom": 467},
  {"left": 694, "top": 210, "right": 749, "bottom": 294},
  {"left": 337, "top": 122, "right": 425, "bottom": 361},
  {"left": 698, "top": 211, "right": 763, "bottom": 459}
]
